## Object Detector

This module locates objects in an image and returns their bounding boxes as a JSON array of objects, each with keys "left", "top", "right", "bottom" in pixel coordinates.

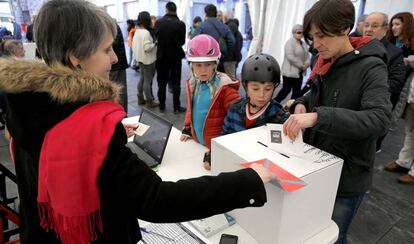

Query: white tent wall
[
  {"left": 248, "top": 0, "right": 311, "bottom": 66},
  {"left": 262, "top": 0, "right": 308, "bottom": 65},
  {"left": 364, "top": 0, "right": 414, "bottom": 19}
]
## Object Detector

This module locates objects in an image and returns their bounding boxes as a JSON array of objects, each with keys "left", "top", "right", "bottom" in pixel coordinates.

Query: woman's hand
[
  {"left": 283, "top": 112, "right": 317, "bottom": 140},
  {"left": 250, "top": 163, "right": 275, "bottom": 184},
  {"left": 122, "top": 122, "right": 139, "bottom": 138},
  {"left": 294, "top": 103, "right": 307, "bottom": 114}
]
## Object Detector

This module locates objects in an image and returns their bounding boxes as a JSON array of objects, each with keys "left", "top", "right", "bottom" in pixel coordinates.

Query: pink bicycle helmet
[{"left": 187, "top": 34, "right": 221, "bottom": 63}]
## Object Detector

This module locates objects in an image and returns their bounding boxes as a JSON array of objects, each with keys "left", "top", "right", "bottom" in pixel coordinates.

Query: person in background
[
  {"left": 26, "top": 15, "right": 36, "bottom": 42},
  {"left": 349, "top": 14, "right": 367, "bottom": 37},
  {"left": 217, "top": 10, "right": 224, "bottom": 23},
  {"left": 180, "top": 34, "right": 239, "bottom": 170},
  {"left": 0, "top": 0, "right": 273, "bottom": 243},
  {"left": 9, "top": 17, "right": 22, "bottom": 40},
  {"left": 363, "top": 12, "right": 406, "bottom": 152},
  {"left": 126, "top": 19, "right": 136, "bottom": 67},
  {"left": 283, "top": 0, "right": 391, "bottom": 243},
  {"left": 0, "top": 39, "right": 25, "bottom": 58},
  {"left": 386, "top": 12, "right": 414, "bottom": 83},
  {"left": 189, "top": 16, "right": 202, "bottom": 38},
  {"left": 222, "top": 53, "right": 289, "bottom": 135},
  {"left": 383, "top": 56, "right": 414, "bottom": 184},
  {"left": 133, "top": 11, "right": 159, "bottom": 108},
  {"left": 223, "top": 11, "right": 243, "bottom": 79},
  {"left": 150, "top": 15, "right": 157, "bottom": 28},
  {"left": 154, "top": 1, "right": 186, "bottom": 113},
  {"left": 193, "top": 4, "right": 235, "bottom": 76},
  {"left": 109, "top": 23, "right": 129, "bottom": 112},
  {"left": 0, "top": 26, "right": 11, "bottom": 40},
  {"left": 384, "top": 12, "right": 414, "bottom": 183},
  {"left": 275, "top": 24, "right": 309, "bottom": 103}
]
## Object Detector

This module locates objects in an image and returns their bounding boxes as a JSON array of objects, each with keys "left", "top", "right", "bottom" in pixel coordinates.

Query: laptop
[{"left": 126, "top": 108, "right": 173, "bottom": 167}]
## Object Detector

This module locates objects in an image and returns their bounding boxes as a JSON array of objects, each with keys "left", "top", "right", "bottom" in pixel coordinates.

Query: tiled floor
[{"left": 1, "top": 61, "right": 413, "bottom": 243}]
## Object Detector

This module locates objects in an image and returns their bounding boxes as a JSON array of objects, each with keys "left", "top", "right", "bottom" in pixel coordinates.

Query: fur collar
[{"left": 0, "top": 59, "right": 120, "bottom": 104}]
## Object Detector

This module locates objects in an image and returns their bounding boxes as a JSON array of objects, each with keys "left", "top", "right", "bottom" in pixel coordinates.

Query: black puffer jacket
[
  {"left": 380, "top": 38, "right": 406, "bottom": 95},
  {"left": 292, "top": 39, "right": 392, "bottom": 197},
  {"left": 0, "top": 59, "right": 267, "bottom": 244}
]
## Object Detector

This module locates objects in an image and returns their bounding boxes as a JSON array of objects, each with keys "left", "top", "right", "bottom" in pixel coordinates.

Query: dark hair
[
  {"left": 303, "top": 0, "right": 355, "bottom": 42},
  {"left": 34, "top": 0, "right": 116, "bottom": 67},
  {"left": 205, "top": 4, "right": 217, "bottom": 18},
  {"left": 126, "top": 19, "right": 135, "bottom": 32},
  {"left": 138, "top": 11, "right": 152, "bottom": 30},
  {"left": 166, "top": 2, "right": 177, "bottom": 13},
  {"left": 387, "top": 12, "right": 414, "bottom": 49},
  {"left": 193, "top": 16, "right": 202, "bottom": 25}
]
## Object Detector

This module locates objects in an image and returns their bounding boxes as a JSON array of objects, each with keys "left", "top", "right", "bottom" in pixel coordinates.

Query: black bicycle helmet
[{"left": 241, "top": 53, "right": 281, "bottom": 89}]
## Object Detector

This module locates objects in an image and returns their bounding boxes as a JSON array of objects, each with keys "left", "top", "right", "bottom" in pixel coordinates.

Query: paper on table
[
  {"left": 134, "top": 122, "right": 150, "bottom": 136},
  {"left": 241, "top": 158, "right": 306, "bottom": 192},
  {"left": 266, "top": 123, "right": 305, "bottom": 158}
]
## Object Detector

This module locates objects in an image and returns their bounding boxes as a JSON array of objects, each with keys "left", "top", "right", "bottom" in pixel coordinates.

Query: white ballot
[
  {"left": 266, "top": 123, "right": 305, "bottom": 158},
  {"left": 134, "top": 122, "right": 150, "bottom": 136}
]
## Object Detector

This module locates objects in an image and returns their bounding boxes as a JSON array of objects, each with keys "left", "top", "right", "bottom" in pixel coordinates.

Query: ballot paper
[
  {"left": 134, "top": 122, "right": 150, "bottom": 136},
  {"left": 266, "top": 123, "right": 305, "bottom": 158},
  {"left": 241, "top": 158, "right": 306, "bottom": 192}
]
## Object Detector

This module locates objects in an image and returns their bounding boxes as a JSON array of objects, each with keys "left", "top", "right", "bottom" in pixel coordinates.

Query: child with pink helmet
[{"left": 180, "top": 34, "right": 240, "bottom": 170}]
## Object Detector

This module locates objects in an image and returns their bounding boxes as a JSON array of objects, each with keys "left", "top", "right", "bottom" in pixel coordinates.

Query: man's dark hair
[
  {"left": 205, "top": 4, "right": 217, "bottom": 18},
  {"left": 303, "top": 0, "right": 355, "bottom": 42},
  {"left": 166, "top": 2, "right": 177, "bottom": 13}
]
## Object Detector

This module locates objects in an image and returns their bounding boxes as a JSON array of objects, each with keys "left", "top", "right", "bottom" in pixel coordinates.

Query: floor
[{"left": 1, "top": 56, "right": 413, "bottom": 244}]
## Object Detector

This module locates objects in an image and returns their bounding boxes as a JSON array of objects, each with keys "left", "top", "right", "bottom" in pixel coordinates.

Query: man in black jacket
[
  {"left": 364, "top": 12, "right": 405, "bottom": 108},
  {"left": 110, "top": 23, "right": 129, "bottom": 112},
  {"left": 155, "top": 2, "right": 186, "bottom": 113},
  {"left": 364, "top": 12, "right": 406, "bottom": 151}
]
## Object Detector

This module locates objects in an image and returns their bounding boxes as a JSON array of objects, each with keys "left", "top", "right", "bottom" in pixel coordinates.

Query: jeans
[
  {"left": 332, "top": 194, "right": 365, "bottom": 244},
  {"left": 138, "top": 62, "right": 156, "bottom": 101}
]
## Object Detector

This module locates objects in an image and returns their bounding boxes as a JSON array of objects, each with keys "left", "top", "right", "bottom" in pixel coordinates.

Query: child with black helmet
[{"left": 222, "top": 53, "right": 289, "bottom": 135}]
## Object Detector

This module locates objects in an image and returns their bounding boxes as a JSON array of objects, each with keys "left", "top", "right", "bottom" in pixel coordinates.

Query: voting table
[{"left": 124, "top": 117, "right": 341, "bottom": 244}]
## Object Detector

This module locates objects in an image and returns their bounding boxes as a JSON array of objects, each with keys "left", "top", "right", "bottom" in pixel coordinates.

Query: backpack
[{"left": 208, "top": 20, "right": 228, "bottom": 56}]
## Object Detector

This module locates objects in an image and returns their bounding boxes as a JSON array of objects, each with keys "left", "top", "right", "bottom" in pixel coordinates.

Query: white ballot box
[{"left": 211, "top": 126, "right": 343, "bottom": 244}]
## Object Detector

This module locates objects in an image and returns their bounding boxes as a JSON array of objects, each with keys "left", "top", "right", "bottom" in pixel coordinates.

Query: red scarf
[
  {"left": 308, "top": 36, "right": 372, "bottom": 81},
  {"left": 38, "top": 101, "right": 125, "bottom": 244}
]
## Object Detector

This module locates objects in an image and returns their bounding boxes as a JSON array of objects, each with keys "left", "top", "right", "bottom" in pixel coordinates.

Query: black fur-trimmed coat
[{"left": 0, "top": 59, "right": 266, "bottom": 244}]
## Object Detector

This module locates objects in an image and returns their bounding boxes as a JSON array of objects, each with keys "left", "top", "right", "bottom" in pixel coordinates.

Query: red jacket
[{"left": 184, "top": 72, "right": 240, "bottom": 149}]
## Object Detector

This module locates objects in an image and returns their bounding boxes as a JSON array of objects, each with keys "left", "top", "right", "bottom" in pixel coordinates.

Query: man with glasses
[{"left": 364, "top": 12, "right": 406, "bottom": 152}]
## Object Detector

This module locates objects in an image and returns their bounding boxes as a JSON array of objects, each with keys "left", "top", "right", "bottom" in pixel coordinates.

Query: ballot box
[{"left": 211, "top": 126, "right": 343, "bottom": 244}]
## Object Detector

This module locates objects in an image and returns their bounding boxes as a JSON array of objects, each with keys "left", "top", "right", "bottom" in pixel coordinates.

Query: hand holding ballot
[
  {"left": 250, "top": 163, "right": 275, "bottom": 184},
  {"left": 283, "top": 112, "right": 318, "bottom": 140}
]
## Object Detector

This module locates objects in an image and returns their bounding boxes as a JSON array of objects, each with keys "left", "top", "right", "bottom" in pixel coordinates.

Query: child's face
[
  {"left": 247, "top": 81, "right": 275, "bottom": 107},
  {"left": 192, "top": 62, "right": 216, "bottom": 81}
]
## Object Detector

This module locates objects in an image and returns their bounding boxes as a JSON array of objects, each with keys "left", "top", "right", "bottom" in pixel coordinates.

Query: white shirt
[{"left": 132, "top": 28, "right": 157, "bottom": 65}]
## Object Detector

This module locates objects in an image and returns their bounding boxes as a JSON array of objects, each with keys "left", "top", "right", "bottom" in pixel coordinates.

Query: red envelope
[{"left": 241, "top": 158, "right": 306, "bottom": 192}]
